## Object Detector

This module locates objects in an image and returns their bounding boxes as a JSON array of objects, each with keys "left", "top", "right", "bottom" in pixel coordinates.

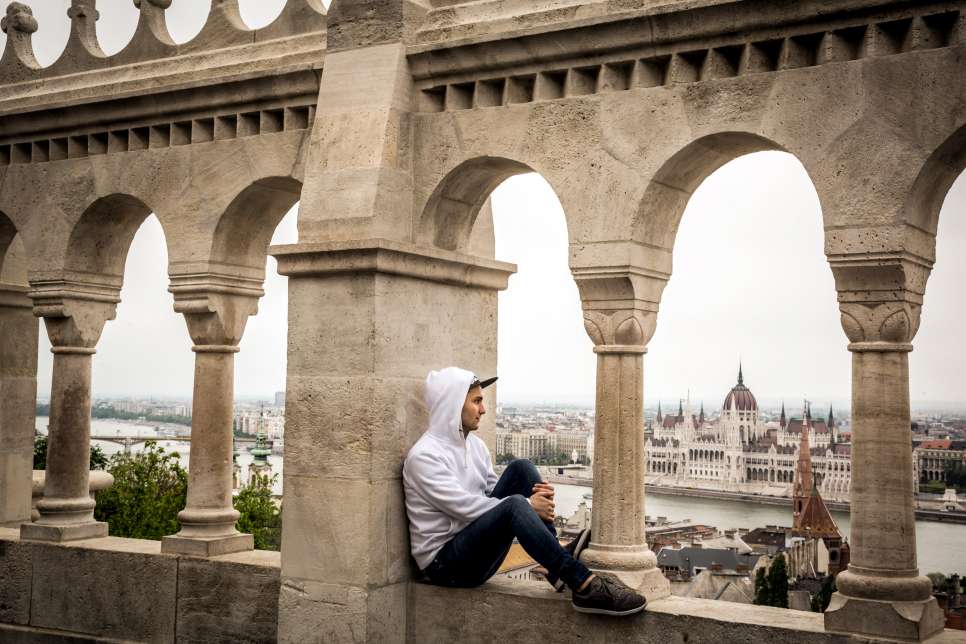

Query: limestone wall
[
  {"left": 0, "top": 528, "right": 280, "bottom": 644},
  {"left": 409, "top": 577, "right": 966, "bottom": 644}
]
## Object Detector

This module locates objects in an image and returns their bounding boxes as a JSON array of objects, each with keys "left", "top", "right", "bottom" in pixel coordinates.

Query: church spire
[
  {"left": 656, "top": 401, "right": 663, "bottom": 424},
  {"left": 699, "top": 401, "right": 705, "bottom": 425},
  {"left": 827, "top": 404, "right": 835, "bottom": 429},
  {"left": 738, "top": 362, "right": 744, "bottom": 386},
  {"left": 678, "top": 398, "right": 683, "bottom": 418},
  {"left": 780, "top": 401, "right": 787, "bottom": 428}
]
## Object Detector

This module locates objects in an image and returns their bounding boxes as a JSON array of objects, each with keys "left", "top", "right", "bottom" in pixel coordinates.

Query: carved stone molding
[
  {"left": 168, "top": 273, "right": 263, "bottom": 348},
  {"left": 829, "top": 254, "right": 932, "bottom": 351},
  {"left": 28, "top": 278, "right": 120, "bottom": 349},
  {"left": 573, "top": 268, "right": 667, "bottom": 351}
]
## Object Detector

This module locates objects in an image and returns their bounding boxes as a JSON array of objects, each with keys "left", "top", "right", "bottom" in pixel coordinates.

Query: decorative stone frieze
[{"left": 412, "top": 6, "right": 964, "bottom": 112}]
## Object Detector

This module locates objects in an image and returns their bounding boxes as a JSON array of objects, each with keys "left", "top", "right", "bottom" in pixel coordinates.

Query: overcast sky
[{"left": 5, "top": 1, "right": 964, "bottom": 410}]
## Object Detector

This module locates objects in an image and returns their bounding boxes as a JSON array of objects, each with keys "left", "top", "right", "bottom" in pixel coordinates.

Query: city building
[
  {"left": 645, "top": 367, "right": 853, "bottom": 501},
  {"left": 496, "top": 427, "right": 592, "bottom": 463}
]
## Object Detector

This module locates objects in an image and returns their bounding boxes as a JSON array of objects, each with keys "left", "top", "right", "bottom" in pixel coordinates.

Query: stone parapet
[
  {"left": 409, "top": 577, "right": 966, "bottom": 644},
  {"left": 0, "top": 529, "right": 280, "bottom": 644}
]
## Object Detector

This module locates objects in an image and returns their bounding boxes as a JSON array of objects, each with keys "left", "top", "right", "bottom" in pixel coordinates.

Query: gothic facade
[{"left": 645, "top": 369, "right": 853, "bottom": 501}]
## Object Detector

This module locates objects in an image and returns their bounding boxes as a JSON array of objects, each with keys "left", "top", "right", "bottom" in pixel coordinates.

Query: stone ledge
[
  {"left": 409, "top": 577, "right": 966, "bottom": 643},
  {"left": 0, "top": 530, "right": 281, "bottom": 644}
]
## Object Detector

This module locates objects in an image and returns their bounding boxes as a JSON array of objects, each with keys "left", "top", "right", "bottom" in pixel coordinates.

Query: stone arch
[
  {"left": 417, "top": 156, "right": 549, "bottom": 252},
  {"left": 210, "top": 176, "right": 303, "bottom": 272},
  {"left": 632, "top": 132, "right": 814, "bottom": 251},
  {"left": 903, "top": 122, "right": 966, "bottom": 236},
  {"left": 64, "top": 194, "right": 157, "bottom": 279},
  {"left": 0, "top": 210, "right": 27, "bottom": 285}
]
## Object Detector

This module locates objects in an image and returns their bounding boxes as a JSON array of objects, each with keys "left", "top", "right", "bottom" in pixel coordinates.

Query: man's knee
[
  {"left": 508, "top": 458, "right": 539, "bottom": 478},
  {"left": 505, "top": 494, "right": 532, "bottom": 513}
]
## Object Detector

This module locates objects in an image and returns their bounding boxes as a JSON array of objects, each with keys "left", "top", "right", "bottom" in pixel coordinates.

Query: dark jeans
[{"left": 424, "top": 459, "right": 592, "bottom": 591}]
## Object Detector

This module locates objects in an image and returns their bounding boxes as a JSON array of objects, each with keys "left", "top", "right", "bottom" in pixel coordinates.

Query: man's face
[{"left": 461, "top": 385, "right": 486, "bottom": 432}]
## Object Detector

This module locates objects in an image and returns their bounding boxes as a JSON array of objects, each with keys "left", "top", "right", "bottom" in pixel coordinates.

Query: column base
[
  {"left": 824, "top": 592, "right": 945, "bottom": 642},
  {"left": 161, "top": 532, "right": 254, "bottom": 557},
  {"left": 20, "top": 520, "right": 108, "bottom": 542},
  {"left": 593, "top": 565, "right": 671, "bottom": 601},
  {"left": 580, "top": 543, "right": 671, "bottom": 601}
]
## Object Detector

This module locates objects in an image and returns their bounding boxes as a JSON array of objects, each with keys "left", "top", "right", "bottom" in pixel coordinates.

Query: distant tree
[
  {"left": 920, "top": 480, "right": 947, "bottom": 494},
  {"left": 235, "top": 474, "right": 282, "bottom": 551},
  {"left": 753, "top": 567, "right": 770, "bottom": 606},
  {"left": 810, "top": 575, "right": 836, "bottom": 612},
  {"left": 945, "top": 462, "right": 966, "bottom": 491},
  {"left": 94, "top": 441, "right": 188, "bottom": 540},
  {"left": 33, "top": 436, "right": 108, "bottom": 471},
  {"left": 766, "top": 554, "right": 790, "bottom": 608},
  {"left": 496, "top": 453, "right": 516, "bottom": 465},
  {"left": 927, "top": 572, "right": 947, "bottom": 591}
]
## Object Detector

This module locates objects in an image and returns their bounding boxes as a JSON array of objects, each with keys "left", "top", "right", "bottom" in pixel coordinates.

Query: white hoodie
[{"left": 403, "top": 367, "right": 504, "bottom": 570}]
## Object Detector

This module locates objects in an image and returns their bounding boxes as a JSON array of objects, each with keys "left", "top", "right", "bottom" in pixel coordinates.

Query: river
[
  {"left": 37, "top": 417, "right": 964, "bottom": 574},
  {"left": 552, "top": 483, "right": 966, "bottom": 577},
  {"left": 36, "top": 417, "right": 284, "bottom": 496}
]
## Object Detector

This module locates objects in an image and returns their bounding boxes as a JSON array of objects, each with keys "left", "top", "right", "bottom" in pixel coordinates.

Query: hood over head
[{"left": 425, "top": 367, "right": 476, "bottom": 445}]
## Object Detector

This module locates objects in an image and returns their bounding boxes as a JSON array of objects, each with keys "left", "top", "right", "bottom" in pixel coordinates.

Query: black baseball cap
[{"left": 469, "top": 376, "right": 498, "bottom": 390}]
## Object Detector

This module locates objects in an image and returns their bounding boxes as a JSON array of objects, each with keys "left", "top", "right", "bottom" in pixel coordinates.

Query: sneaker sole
[
  {"left": 571, "top": 602, "right": 647, "bottom": 616},
  {"left": 553, "top": 529, "right": 592, "bottom": 592}
]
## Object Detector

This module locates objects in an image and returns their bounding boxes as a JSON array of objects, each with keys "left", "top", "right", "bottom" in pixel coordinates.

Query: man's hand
[
  {"left": 532, "top": 481, "right": 555, "bottom": 499},
  {"left": 530, "top": 482, "right": 555, "bottom": 522}
]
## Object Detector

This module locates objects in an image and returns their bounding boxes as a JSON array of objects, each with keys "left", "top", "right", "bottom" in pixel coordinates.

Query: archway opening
[
  {"left": 641, "top": 142, "right": 854, "bottom": 541},
  {"left": 423, "top": 159, "right": 597, "bottom": 526}
]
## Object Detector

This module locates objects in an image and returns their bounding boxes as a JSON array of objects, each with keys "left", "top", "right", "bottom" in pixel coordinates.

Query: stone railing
[{"left": 29, "top": 469, "right": 113, "bottom": 523}]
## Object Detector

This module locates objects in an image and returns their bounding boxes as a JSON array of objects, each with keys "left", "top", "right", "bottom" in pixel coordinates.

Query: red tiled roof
[{"left": 920, "top": 439, "right": 952, "bottom": 449}]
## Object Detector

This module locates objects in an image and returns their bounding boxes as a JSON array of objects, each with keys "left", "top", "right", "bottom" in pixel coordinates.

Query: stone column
[
  {"left": 825, "top": 256, "right": 944, "bottom": 641},
  {"left": 162, "top": 284, "right": 259, "bottom": 556},
  {"left": 21, "top": 289, "right": 117, "bottom": 541},
  {"left": 273, "top": 240, "right": 514, "bottom": 644},
  {"left": 0, "top": 283, "right": 38, "bottom": 528},
  {"left": 573, "top": 268, "right": 670, "bottom": 600}
]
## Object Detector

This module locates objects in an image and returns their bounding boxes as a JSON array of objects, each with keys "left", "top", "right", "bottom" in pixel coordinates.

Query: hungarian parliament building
[{"left": 644, "top": 367, "right": 853, "bottom": 502}]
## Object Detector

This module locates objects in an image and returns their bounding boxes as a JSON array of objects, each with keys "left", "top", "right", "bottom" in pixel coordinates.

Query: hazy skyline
[{"left": 6, "top": 0, "right": 965, "bottom": 408}]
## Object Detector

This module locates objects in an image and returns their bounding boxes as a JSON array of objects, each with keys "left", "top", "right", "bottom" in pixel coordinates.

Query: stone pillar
[
  {"left": 825, "top": 256, "right": 944, "bottom": 641},
  {"left": 273, "top": 240, "right": 513, "bottom": 644},
  {"left": 162, "top": 285, "right": 259, "bottom": 556},
  {"left": 0, "top": 283, "right": 38, "bottom": 528},
  {"left": 573, "top": 268, "right": 670, "bottom": 600},
  {"left": 21, "top": 289, "right": 117, "bottom": 542}
]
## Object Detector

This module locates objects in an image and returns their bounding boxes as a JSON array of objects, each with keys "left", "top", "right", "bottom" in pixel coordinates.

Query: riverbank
[{"left": 544, "top": 474, "right": 966, "bottom": 525}]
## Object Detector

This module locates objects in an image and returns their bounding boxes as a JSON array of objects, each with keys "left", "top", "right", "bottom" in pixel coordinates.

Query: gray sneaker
[
  {"left": 571, "top": 574, "right": 647, "bottom": 616},
  {"left": 546, "top": 529, "right": 591, "bottom": 592}
]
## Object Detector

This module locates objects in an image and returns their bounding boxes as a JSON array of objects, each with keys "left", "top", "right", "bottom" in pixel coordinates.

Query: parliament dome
[{"left": 723, "top": 365, "right": 757, "bottom": 411}]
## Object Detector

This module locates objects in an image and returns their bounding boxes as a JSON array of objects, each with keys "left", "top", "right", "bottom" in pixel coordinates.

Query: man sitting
[{"left": 403, "top": 366, "right": 647, "bottom": 616}]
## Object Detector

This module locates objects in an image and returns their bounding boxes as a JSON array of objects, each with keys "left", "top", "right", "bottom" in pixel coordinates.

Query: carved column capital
[
  {"left": 572, "top": 269, "right": 668, "bottom": 352},
  {"left": 169, "top": 273, "right": 263, "bottom": 349},
  {"left": 829, "top": 254, "right": 931, "bottom": 352},
  {"left": 29, "top": 278, "right": 120, "bottom": 350}
]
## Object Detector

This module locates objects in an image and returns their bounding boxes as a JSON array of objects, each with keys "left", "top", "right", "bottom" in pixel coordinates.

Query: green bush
[
  {"left": 94, "top": 442, "right": 188, "bottom": 540},
  {"left": 235, "top": 473, "right": 282, "bottom": 551},
  {"left": 33, "top": 435, "right": 108, "bottom": 471}
]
